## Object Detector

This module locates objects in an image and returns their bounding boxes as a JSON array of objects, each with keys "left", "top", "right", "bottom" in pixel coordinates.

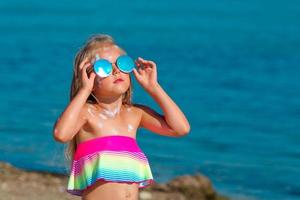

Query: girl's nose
[{"left": 112, "top": 63, "right": 121, "bottom": 74}]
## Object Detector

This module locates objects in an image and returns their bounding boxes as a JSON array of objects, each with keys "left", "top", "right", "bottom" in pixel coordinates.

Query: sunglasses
[{"left": 92, "top": 54, "right": 136, "bottom": 78}]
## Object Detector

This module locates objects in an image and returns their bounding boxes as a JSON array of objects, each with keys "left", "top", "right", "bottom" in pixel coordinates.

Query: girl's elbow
[
  {"left": 185, "top": 124, "right": 191, "bottom": 134},
  {"left": 53, "top": 128, "right": 70, "bottom": 143},
  {"left": 178, "top": 124, "right": 191, "bottom": 136}
]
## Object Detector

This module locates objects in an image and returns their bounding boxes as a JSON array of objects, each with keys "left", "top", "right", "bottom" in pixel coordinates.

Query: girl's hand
[
  {"left": 79, "top": 58, "right": 96, "bottom": 92},
  {"left": 133, "top": 57, "right": 158, "bottom": 92}
]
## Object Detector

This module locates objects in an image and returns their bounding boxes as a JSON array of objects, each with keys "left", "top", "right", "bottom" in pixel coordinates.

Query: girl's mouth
[{"left": 113, "top": 78, "right": 124, "bottom": 83}]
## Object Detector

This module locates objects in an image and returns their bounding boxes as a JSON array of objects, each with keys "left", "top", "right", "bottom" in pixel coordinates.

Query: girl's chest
[{"left": 77, "top": 105, "right": 141, "bottom": 143}]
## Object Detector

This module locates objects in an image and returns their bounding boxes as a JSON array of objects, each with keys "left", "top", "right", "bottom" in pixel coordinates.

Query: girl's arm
[
  {"left": 53, "top": 58, "right": 96, "bottom": 143},
  {"left": 53, "top": 88, "right": 90, "bottom": 143},
  {"left": 133, "top": 58, "right": 191, "bottom": 137}
]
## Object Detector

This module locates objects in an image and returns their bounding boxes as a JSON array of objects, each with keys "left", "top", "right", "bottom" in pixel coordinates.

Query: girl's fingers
[
  {"left": 133, "top": 68, "right": 139, "bottom": 76},
  {"left": 137, "top": 57, "right": 146, "bottom": 64},
  {"left": 137, "top": 57, "right": 155, "bottom": 68},
  {"left": 138, "top": 57, "right": 149, "bottom": 64},
  {"left": 133, "top": 68, "right": 141, "bottom": 81},
  {"left": 138, "top": 67, "right": 142, "bottom": 74},
  {"left": 81, "top": 64, "right": 88, "bottom": 80},
  {"left": 82, "top": 63, "right": 92, "bottom": 80},
  {"left": 136, "top": 59, "right": 148, "bottom": 68},
  {"left": 134, "top": 64, "right": 143, "bottom": 75},
  {"left": 79, "top": 57, "right": 89, "bottom": 70},
  {"left": 89, "top": 71, "right": 96, "bottom": 80},
  {"left": 135, "top": 58, "right": 143, "bottom": 64},
  {"left": 135, "top": 60, "right": 141, "bottom": 67},
  {"left": 148, "top": 60, "right": 155, "bottom": 66},
  {"left": 140, "top": 68, "right": 146, "bottom": 76},
  {"left": 82, "top": 63, "right": 91, "bottom": 72}
]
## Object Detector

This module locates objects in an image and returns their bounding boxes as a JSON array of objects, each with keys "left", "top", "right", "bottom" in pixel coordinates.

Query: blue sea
[{"left": 0, "top": 0, "right": 299, "bottom": 199}]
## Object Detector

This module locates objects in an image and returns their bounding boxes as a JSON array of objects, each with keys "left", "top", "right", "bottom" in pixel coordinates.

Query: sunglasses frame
[{"left": 92, "top": 54, "right": 135, "bottom": 78}]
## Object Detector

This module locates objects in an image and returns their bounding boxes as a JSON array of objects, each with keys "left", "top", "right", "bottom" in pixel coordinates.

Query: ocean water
[{"left": 0, "top": 0, "right": 299, "bottom": 199}]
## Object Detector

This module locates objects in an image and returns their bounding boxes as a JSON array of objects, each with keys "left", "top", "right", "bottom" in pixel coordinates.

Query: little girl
[{"left": 53, "top": 34, "right": 190, "bottom": 200}]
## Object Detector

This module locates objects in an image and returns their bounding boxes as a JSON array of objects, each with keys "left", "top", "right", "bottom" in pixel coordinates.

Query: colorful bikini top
[{"left": 66, "top": 135, "right": 155, "bottom": 196}]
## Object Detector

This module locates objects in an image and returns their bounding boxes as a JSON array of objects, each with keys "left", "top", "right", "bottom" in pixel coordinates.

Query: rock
[
  {"left": 148, "top": 191, "right": 186, "bottom": 200},
  {"left": 167, "top": 172, "right": 217, "bottom": 200},
  {"left": 140, "top": 172, "right": 230, "bottom": 200},
  {"left": 1, "top": 182, "right": 8, "bottom": 191},
  {"left": 147, "top": 182, "right": 171, "bottom": 192},
  {"left": 139, "top": 191, "right": 152, "bottom": 199}
]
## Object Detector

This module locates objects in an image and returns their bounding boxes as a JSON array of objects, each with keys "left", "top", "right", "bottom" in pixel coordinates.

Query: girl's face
[{"left": 91, "top": 45, "right": 131, "bottom": 98}]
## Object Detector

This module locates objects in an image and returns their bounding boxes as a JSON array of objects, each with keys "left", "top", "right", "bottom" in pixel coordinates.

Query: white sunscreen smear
[
  {"left": 100, "top": 104, "right": 121, "bottom": 118},
  {"left": 127, "top": 124, "right": 134, "bottom": 132}
]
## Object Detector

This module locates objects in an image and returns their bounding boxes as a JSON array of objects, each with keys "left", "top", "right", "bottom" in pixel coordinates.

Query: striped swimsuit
[{"left": 66, "top": 135, "right": 155, "bottom": 196}]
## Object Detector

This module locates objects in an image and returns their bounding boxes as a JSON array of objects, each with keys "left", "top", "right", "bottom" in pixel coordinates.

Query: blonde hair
[{"left": 64, "top": 34, "right": 133, "bottom": 172}]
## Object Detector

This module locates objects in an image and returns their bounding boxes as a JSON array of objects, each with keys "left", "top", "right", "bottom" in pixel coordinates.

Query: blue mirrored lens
[
  {"left": 93, "top": 59, "right": 112, "bottom": 77},
  {"left": 116, "top": 55, "right": 135, "bottom": 73}
]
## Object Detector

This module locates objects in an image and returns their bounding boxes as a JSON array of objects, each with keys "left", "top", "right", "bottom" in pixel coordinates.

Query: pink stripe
[{"left": 74, "top": 135, "right": 142, "bottom": 160}]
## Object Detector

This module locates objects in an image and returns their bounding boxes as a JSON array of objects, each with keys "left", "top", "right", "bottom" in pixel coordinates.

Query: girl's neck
[{"left": 91, "top": 93, "right": 124, "bottom": 118}]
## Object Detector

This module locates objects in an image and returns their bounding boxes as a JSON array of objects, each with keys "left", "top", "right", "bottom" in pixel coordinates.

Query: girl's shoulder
[
  {"left": 121, "top": 103, "right": 146, "bottom": 118},
  {"left": 132, "top": 103, "right": 160, "bottom": 120},
  {"left": 132, "top": 103, "right": 154, "bottom": 114}
]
